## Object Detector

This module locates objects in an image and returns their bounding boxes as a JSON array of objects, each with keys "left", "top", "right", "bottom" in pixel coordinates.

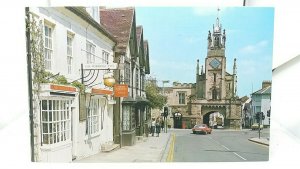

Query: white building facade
[
  {"left": 251, "top": 81, "right": 271, "bottom": 127},
  {"left": 27, "top": 7, "right": 116, "bottom": 162}
]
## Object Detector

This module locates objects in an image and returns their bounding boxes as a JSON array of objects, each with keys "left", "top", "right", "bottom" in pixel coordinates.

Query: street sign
[
  {"left": 114, "top": 84, "right": 128, "bottom": 97},
  {"left": 83, "top": 63, "right": 118, "bottom": 70}
]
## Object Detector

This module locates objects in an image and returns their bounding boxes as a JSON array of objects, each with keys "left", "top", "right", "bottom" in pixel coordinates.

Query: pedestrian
[
  {"left": 151, "top": 118, "right": 156, "bottom": 136},
  {"left": 161, "top": 120, "right": 164, "bottom": 131},
  {"left": 156, "top": 118, "right": 161, "bottom": 137}
]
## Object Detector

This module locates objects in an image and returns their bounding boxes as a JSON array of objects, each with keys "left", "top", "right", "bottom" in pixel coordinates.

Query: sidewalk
[
  {"left": 74, "top": 132, "right": 171, "bottom": 162},
  {"left": 248, "top": 137, "right": 269, "bottom": 146}
]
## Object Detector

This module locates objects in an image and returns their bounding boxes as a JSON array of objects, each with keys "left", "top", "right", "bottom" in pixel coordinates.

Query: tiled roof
[
  {"left": 252, "top": 86, "right": 272, "bottom": 95},
  {"left": 100, "top": 7, "right": 135, "bottom": 53}
]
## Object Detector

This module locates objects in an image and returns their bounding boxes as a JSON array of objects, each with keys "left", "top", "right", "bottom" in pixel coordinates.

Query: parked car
[
  {"left": 192, "top": 124, "right": 212, "bottom": 134},
  {"left": 251, "top": 123, "right": 263, "bottom": 130}
]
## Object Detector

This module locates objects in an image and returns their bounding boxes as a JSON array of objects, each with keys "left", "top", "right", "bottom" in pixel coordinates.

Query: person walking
[
  {"left": 161, "top": 120, "right": 164, "bottom": 131},
  {"left": 151, "top": 118, "right": 156, "bottom": 136},
  {"left": 156, "top": 118, "right": 161, "bottom": 137}
]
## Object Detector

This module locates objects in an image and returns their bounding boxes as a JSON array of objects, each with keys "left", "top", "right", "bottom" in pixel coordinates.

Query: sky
[{"left": 135, "top": 7, "right": 274, "bottom": 97}]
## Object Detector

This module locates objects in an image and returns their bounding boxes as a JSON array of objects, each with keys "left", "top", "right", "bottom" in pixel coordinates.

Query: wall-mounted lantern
[{"left": 103, "top": 71, "right": 116, "bottom": 87}]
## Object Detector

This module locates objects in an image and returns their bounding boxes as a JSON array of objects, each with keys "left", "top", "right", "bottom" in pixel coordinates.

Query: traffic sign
[{"left": 83, "top": 63, "right": 118, "bottom": 70}]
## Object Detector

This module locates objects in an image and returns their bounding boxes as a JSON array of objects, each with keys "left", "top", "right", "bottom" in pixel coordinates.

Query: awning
[
  {"left": 136, "top": 96, "right": 149, "bottom": 105},
  {"left": 122, "top": 96, "right": 136, "bottom": 105}
]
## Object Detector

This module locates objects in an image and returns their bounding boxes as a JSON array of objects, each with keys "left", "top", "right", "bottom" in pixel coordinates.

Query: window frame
[
  {"left": 86, "top": 98, "right": 100, "bottom": 136},
  {"left": 40, "top": 99, "right": 72, "bottom": 146},
  {"left": 178, "top": 92, "right": 186, "bottom": 104},
  {"left": 86, "top": 41, "right": 96, "bottom": 64},
  {"left": 44, "top": 24, "right": 53, "bottom": 70},
  {"left": 67, "top": 34, "right": 73, "bottom": 74}
]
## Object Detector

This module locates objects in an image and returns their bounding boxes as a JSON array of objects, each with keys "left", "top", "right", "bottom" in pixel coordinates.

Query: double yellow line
[{"left": 166, "top": 133, "right": 176, "bottom": 162}]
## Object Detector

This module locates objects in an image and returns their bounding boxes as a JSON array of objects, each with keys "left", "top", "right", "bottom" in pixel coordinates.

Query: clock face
[{"left": 210, "top": 58, "right": 220, "bottom": 69}]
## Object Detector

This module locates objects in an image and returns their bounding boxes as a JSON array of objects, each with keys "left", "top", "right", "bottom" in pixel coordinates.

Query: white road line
[
  {"left": 233, "top": 152, "right": 247, "bottom": 161},
  {"left": 221, "top": 145, "right": 230, "bottom": 150},
  {"left": 208, "top": 136, "right": 247, "bottom": 161}
]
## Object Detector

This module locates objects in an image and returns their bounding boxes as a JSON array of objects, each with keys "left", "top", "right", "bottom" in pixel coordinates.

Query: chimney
[{"left": 262, "top": 81, "right": 271, "bottom": 89}]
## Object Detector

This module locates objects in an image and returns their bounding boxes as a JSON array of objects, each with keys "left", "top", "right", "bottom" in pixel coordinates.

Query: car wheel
[{"left": 193, "top": 131, "right": 195, "bottom": 134}]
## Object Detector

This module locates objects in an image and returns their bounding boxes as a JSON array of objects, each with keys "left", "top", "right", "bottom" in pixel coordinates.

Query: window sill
[
  {"left": 41, "top": 140, "right": 72, "bottom": 151},
  {"left": 84, "top": 132, "right": 100, "bottom": 141}
]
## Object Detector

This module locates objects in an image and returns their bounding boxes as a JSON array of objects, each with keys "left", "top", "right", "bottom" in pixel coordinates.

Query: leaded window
[{"left": 41, "top": 100, "right": 72, "bottom": 145}]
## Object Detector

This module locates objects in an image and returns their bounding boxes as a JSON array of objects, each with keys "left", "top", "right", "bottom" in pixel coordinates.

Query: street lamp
[
  {"left": 103, "top": 71, "right": 116, "bottom": 87},
  {"left": 162, "top": 80, "right": 169, "bottom": 133}
]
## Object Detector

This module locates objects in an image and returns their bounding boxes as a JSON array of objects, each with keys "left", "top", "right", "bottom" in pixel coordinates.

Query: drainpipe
[{"left": 26, "top": 7, "right": 35, "bottom": 162}]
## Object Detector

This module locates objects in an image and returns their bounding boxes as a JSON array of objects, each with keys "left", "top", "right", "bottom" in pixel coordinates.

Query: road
[{"left": 171, "top": 128, "right": 269, "bottom": 162}]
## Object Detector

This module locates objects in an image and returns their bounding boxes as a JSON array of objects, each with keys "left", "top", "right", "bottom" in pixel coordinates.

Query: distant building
[{"left": 251, "top": 81, "right": 271, "bottom": 127}]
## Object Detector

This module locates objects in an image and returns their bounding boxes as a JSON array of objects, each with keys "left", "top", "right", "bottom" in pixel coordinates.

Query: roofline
[{"left": 66, "top": 7, "right": 117, "bottom": 44}]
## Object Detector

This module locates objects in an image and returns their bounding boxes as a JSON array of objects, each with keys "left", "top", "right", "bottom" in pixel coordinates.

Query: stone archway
[{"left": 201, "top": 105, "right": 226, "bottom": 127}]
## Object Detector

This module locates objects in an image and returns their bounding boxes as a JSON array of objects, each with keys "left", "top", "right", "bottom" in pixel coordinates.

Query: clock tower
[
  {"left": 193, "top": 9, "right": 241, "bottom": 129},
  {"left": 205, "top": 14, "right": 227, "bottom": 100}
]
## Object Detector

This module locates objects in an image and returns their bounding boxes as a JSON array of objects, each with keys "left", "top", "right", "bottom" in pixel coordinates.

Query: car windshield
[{"left": 194, "top": 124, "right": 206, "bottom": 128}]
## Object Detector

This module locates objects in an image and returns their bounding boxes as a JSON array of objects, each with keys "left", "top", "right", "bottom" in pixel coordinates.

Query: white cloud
[{"left": 239, "top": 40, "right": 269, "bottom": 54}]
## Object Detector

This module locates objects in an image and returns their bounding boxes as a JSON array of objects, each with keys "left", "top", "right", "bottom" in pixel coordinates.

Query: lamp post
[{"left": 162, "top": 80, "right": 169, "bottom": 133}]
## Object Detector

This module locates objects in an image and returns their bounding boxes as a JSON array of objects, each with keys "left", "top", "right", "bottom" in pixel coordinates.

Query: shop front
[
  {"left": 121, "top": 97, "right": 137, "bottom": 146},
  {"left": 38, "top": 84, "right": 78, "bottom": 162}
]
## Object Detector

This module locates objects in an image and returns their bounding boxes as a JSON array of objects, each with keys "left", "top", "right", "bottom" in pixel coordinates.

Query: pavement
[
  {"left": 73, "top": 128, "right": 269, "bottom": 163},
  {"left": 74, "top": 131, "right": 172, "bottom": 163},
  {"left": 248, "top": 137, "right": 269, "bottom": 146}
]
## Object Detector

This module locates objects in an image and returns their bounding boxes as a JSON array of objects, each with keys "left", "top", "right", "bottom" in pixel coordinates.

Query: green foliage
[
  {"left": 71, "top": 81, "right": 85, "bottom": 94},
  {"left": 145, "top": 81, "right": 167, "bottom": 109},
  {"left": 52, "top": 75, "right": 69, "bottom": 85},
  {"left": 27, "top": 14, "right": 46, "bottom": 89}
]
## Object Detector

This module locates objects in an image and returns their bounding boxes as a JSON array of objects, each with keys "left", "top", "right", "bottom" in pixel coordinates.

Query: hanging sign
[{"left": 114, "top": 84, "right": 128, "bottom": 97}]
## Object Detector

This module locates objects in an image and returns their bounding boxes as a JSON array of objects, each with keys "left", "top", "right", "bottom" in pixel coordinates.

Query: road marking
[
  {"left": 233, "top": 152, "right": 247, "bottom": 161},
  {"left": 208, "top": 136, "right": 247, "bottom": 161},
  {"left": 166, "top": 134, "right": 176, "bottom": 162},
  {"left": 221, "top": 145, "right": 230, "bottom": 150}
]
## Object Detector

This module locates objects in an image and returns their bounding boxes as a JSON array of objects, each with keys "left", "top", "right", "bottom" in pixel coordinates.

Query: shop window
[
  {"left": 123, "top": 105, "right": 131, "bottom": 130},
  {"left": 41, "top": 99, "right": 72, "bottom": 145}
]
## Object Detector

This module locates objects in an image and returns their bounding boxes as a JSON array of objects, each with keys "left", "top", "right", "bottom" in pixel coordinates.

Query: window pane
[
  {"left": 49, "top": 134, "right": 53, "bottom": 144},
  {"left": 48, "top": 27, "right": 52, "bottom": 36},
  {"left": 42, "top": 100, "right": 47, "bottom": 110},
  {"left": 43, "top": 134, "right": 49, "bottom": 144},
  {"left": 48, "top": 100, "right": 52, "bottom": 110},
  {"left": 49, "top": 110, "right": 53, "bottom": 121},
  {"left": 53, "top": 133, "right": 57, "bottom": 143},
  {"left": 45, "top": 26, "right": 48, "bottom": 36},
  {"left": 42, "top": 111, "right": 48, "bottom": 121},
  {"left": 43, "top": 123, "right": 48, "bottom": 133},
  {"left": 49, "top": 123, "right": 52, "bottom": 133}
]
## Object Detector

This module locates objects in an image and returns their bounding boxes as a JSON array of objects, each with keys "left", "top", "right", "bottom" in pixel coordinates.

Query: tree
[{"left": 145, "top": 81, "right": 167, "bottom": 109}]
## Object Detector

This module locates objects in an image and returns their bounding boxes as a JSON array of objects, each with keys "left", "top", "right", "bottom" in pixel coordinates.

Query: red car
[{"left": 192, "top": 124, "right": 212, "bottom": 135}]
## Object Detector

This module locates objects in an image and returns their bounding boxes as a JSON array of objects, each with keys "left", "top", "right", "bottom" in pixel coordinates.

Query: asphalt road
[{"left": 172, "top": 128, "right": 269, "bottom": 162}]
